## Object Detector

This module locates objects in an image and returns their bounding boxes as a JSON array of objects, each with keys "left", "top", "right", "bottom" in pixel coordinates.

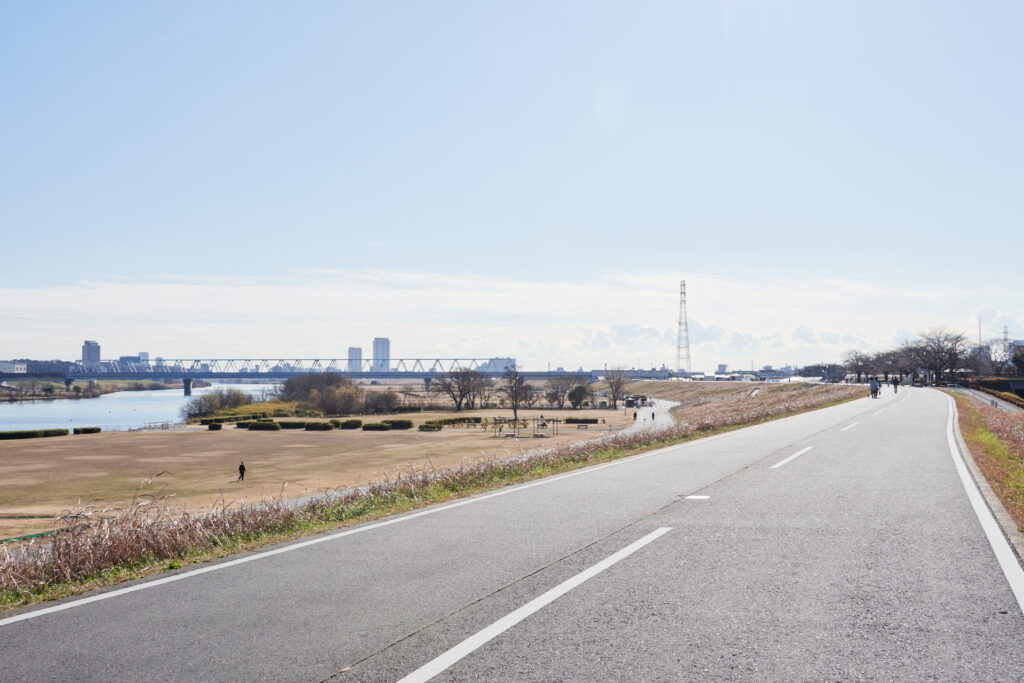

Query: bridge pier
[
  {"left": 423, "top": 377, "right": 432, "bottom": 391},
  {"left": 183, "top": 378, "right": 193, "bottom": 396},
  {"left": 64, "top": 379, "right": 74, "bottom": 391}
]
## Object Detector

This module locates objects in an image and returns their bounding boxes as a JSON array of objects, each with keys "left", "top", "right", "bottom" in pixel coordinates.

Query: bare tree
[
  {"left": 545, "top": 373, "right": 583, "bottom": 409},
  {"left": 842, "top": 350, "right": 871, "bottom": 382},
  {"left": 432, "top": 367, "right": 485, "bottom": 411},
  {"left": 521, "top": 383, "right": 540, "bottom": 409},
  {"left": 915, "top": 327, "right": 969, "bottom": 383},
  {"left": 501, "top": 367, "right": 529, "bottom": 420},
  {"left": 603, "top": 368, "right": 630, "bottom": 409}
]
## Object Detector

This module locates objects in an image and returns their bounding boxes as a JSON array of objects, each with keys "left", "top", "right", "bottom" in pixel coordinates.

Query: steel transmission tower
[{"left": 676, "top": 280, "right": 691, "bottom": 373}]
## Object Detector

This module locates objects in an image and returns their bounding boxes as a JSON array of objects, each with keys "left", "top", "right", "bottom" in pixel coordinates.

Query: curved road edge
[{"left": 943, "top": 391, "right": 1024, "bottom": 611}]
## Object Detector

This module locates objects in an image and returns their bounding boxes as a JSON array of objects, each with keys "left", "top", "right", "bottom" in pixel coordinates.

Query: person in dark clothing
[
  {"left": 892, "top": 376, "right": 899, "bottom": 393},
  {"left": 237, "top": 461, "right": 246, "bottom": 481},
  {"left": 651, "top": 411, "right": 655, "bottom": 421},
  {"left": 633, "top": 411, "right": 637, "bottom": 421}
]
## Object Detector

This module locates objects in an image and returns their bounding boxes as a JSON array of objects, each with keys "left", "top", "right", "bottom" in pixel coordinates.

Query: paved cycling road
[{"left": 3, "top": 388, "right": 1023, "bottom": 681}]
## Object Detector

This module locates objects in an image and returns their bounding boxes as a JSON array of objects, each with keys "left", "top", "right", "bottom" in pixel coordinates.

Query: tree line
[{"left": 843, "top": 326, "right": 1024, "bottom": 384}]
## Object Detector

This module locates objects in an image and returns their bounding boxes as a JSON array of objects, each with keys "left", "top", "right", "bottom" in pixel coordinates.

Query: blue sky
[{"left": 1, "top": 2, "right": 1020, "bottom": 371}]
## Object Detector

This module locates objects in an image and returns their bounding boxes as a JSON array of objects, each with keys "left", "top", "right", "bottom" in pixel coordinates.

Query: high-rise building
[
  {"left": 347, "top": 346, "right": 362, "bottom": 373},
  {"left": 82, "top": 340, "right": 100, "bottom": 366},
  {"left": 372, "top": 337, "right": 390, "bottom": 372}
]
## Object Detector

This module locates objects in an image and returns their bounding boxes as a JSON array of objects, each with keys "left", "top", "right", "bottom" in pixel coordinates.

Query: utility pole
[{"left": 676, "top": 280, "right": 691, "bottom": 373}]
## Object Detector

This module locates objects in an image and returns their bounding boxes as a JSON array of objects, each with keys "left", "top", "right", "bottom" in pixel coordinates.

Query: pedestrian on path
[
  {"left": 892, "top": 376, "right": 899, "bottom": 394},
  {"left": 651, "top": 411, "right": 655, "bottom": 421},
  {"left": 633, "top": 411, "right": 637, "bottom": 421},
  {"left": 237, "top": 460, "right": 246, "bottom": 481}
]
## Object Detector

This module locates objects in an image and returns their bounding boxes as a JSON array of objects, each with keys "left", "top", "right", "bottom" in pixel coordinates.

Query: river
[{"left": 0, "top": 383, "right": 280, "bottom": 432}]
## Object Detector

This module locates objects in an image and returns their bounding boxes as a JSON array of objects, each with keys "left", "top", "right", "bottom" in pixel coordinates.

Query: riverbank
[{"left": 0, "top": 379, "right": 209, "bottom": 403}]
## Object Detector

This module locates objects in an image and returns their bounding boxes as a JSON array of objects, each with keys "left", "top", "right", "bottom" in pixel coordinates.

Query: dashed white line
[
  {"left": 684, "top": 495, "right": 710, "bottom": 500},
  {"left": 770, "top": 446, "right": 813, "bottom": 470},
  {"left": 873, "top": 410, "right": 884, "bottom": 416},
  {"left": 840, "top": 422, "right": 859, "bottom": 432},
  {"left": 396, "top": 527, "right": 673, "bottom": 683}
]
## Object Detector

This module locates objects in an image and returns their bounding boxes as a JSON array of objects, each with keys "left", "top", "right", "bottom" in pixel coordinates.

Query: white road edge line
[
  {"left": 943, "top": 394, "right": 1024, "bottom": 614},
  {"left": 684, "top": 495, "right": 710, "bottom": 500},
  {"left": 770, "top": 446, "right": 813, "bottom": 470},
  {"left": 839, "top": 422, "right": 858, "bottom": 432},
  {"left": 396, "top": 527, "right": 673, "bottom": 683},
  {"left": 1, "top": 430, "right": 731, "bottom": 627}
]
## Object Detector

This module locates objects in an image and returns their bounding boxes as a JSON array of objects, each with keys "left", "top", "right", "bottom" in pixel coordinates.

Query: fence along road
[{"left": 2, "top": 388, "right": 1023, "bottom": 681}]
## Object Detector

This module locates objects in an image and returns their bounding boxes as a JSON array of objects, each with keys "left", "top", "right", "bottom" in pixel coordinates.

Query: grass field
[{"left": 0, "top": 407, "right": 630, "bottom": 540}]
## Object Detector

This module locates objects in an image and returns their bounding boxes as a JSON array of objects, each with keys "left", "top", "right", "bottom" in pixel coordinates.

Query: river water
[{"left": 0, "top": 383, "right": 280, "bottom": 432}]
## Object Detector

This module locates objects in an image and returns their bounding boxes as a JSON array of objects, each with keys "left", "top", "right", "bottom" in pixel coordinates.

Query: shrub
[
  {"left": 382, "top": 419, "right": 413, "bottom": 430},
  {"left": 418, "top": 424, "right": 442, "bottom": 432},
  {"left": 208, "top": 423, "right": 223, "bottom": 431},
  {"left": 236, "top": 421, "right": 253, "bottom": 428},
  {"left": 424, "top": 416, "right": 483, "bottom": 427},
  {"left": 73, "top": 427, "right": 101, "bottom": 435},
  {"left": 392, "top": 406, "right": 423, "bottom": 413},
  {"left": 0, "top": 429, "right": 69, "bottom": 440},
  {"left": 362, "top": 423, "right": 391, "bottom": 431},
  {"left": 339, "top": 419, "right": 362, "bottom": 429},
  {"left": 279, "top": 421, "right": 307, "bottom": 429},
  {"left": 564, "top": 418, "right": 599, "bottom": 424},
  {"left": 329, "top": 419, "right": 343, "bottom": 428},
  {"left": 248, "top": 422, "right": 282, "bottom": 431},
  {"left": 304, "top": 422, "right": 334, "bottom": 431}
]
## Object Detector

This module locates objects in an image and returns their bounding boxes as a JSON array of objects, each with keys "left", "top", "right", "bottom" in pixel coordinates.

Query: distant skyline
[
  {"left": 1, "top": 3, "right": 1020, "bottom": 371},
  {"left": 2, "top": 269, "right": 1019, "bottom": 374}
]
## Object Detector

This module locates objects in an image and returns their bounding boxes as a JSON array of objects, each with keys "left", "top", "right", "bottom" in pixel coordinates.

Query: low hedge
[
  {"left": 382, "top": 419, "right": 413, "bottom": 430},
  {"left": 248, "top": 422, "right": 282, "bottom": 431},
  {"left": 0, "top": 429, "right": 69, "bottom": 440},
  {"left": 392, "top": 406, "right": 423, "bottom": 413},
  {"left": 564, "top": 418, "right": 599, "bottom": 424},
  {"left": 418, "top": 424, "right": 442, "bottom": 432},
  {"left": 339, "top": 419, "right": 362, "bottom": 429},
  {"left": 424, "top": 416, "right": 483, "bottom": 427},
  {"left": 278, "top": 421, "right": 307, "bottom": 429},
  {"left": 208, "top": 423, "right": 223, "bottom": 431},
  {"left": 304, "top": 422, "right": 334, "bottom": 431},
  {"left": 362, "top": 423, "right": 391, "bottom": 431},
  {"left": 73, "top": 427, "right": 101, "bottom": 435},
  {"left": 329, "top": 419, "right": 343, "bottom": 428}
]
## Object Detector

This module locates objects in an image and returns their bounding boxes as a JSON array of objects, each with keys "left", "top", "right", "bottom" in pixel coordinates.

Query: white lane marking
[
  {"left": 396, "top": 527, "right": 672, "bottom": 683},
  {"left": 684, "top": 495, "right": 710, "bottom": 500},
  {"left": 943, "top": 394, "right": 1024, "bottom": 614},
  {"left": 1, "top": 430, "right": 733, "bottom": 627},
  {"left": 839, "top": 422, "right": 859, "bottom": 432},
  {"left": 770, "top": 446, "right": 813, "bottom": 470},
  {"left": 873, "top": 411, "right": 884, "bottom": 416},
  {"left": 3, "top": 394, "right": 871, "bottom": 627}
]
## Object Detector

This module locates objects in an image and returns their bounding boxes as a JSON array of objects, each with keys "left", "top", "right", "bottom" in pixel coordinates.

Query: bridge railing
[{"left": 67, "top": 359, "right": 520, "bottom": 377}]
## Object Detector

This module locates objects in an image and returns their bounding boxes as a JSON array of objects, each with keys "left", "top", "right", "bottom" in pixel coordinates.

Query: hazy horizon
[{"left": 2, "top": 3, "right": 1020, "bottom": 371}]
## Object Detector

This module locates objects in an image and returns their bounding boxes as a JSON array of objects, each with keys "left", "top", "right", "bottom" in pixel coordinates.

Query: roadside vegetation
[
  {"left": 0, "top": 382, "right": 862, "bottom": 610},
  {"left": 954, "top": 394, "right": 1024, "bottom": 530}
]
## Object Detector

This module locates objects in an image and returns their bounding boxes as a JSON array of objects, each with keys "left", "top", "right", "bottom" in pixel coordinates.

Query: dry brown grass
[{"left": 0, "top": 407, "right": 629, "bottom": 540}]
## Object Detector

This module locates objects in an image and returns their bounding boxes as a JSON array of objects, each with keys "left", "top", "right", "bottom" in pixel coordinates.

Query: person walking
[
  {"left": 869, "top": 377, "right": 879, "bottom": 399},
  {"left": 892, "top": 376, "right": 899, "bottom": 394},
  {"left": 633, "top": 411, "right": 637, "bottom": 421},
  {"left": 237, "top": 460, "right": 246, "bottom": 481}
]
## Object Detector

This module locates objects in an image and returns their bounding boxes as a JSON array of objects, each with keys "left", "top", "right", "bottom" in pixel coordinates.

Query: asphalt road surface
[{"left": 3, "top": 387, "right": 1023, "bottom": 681}]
